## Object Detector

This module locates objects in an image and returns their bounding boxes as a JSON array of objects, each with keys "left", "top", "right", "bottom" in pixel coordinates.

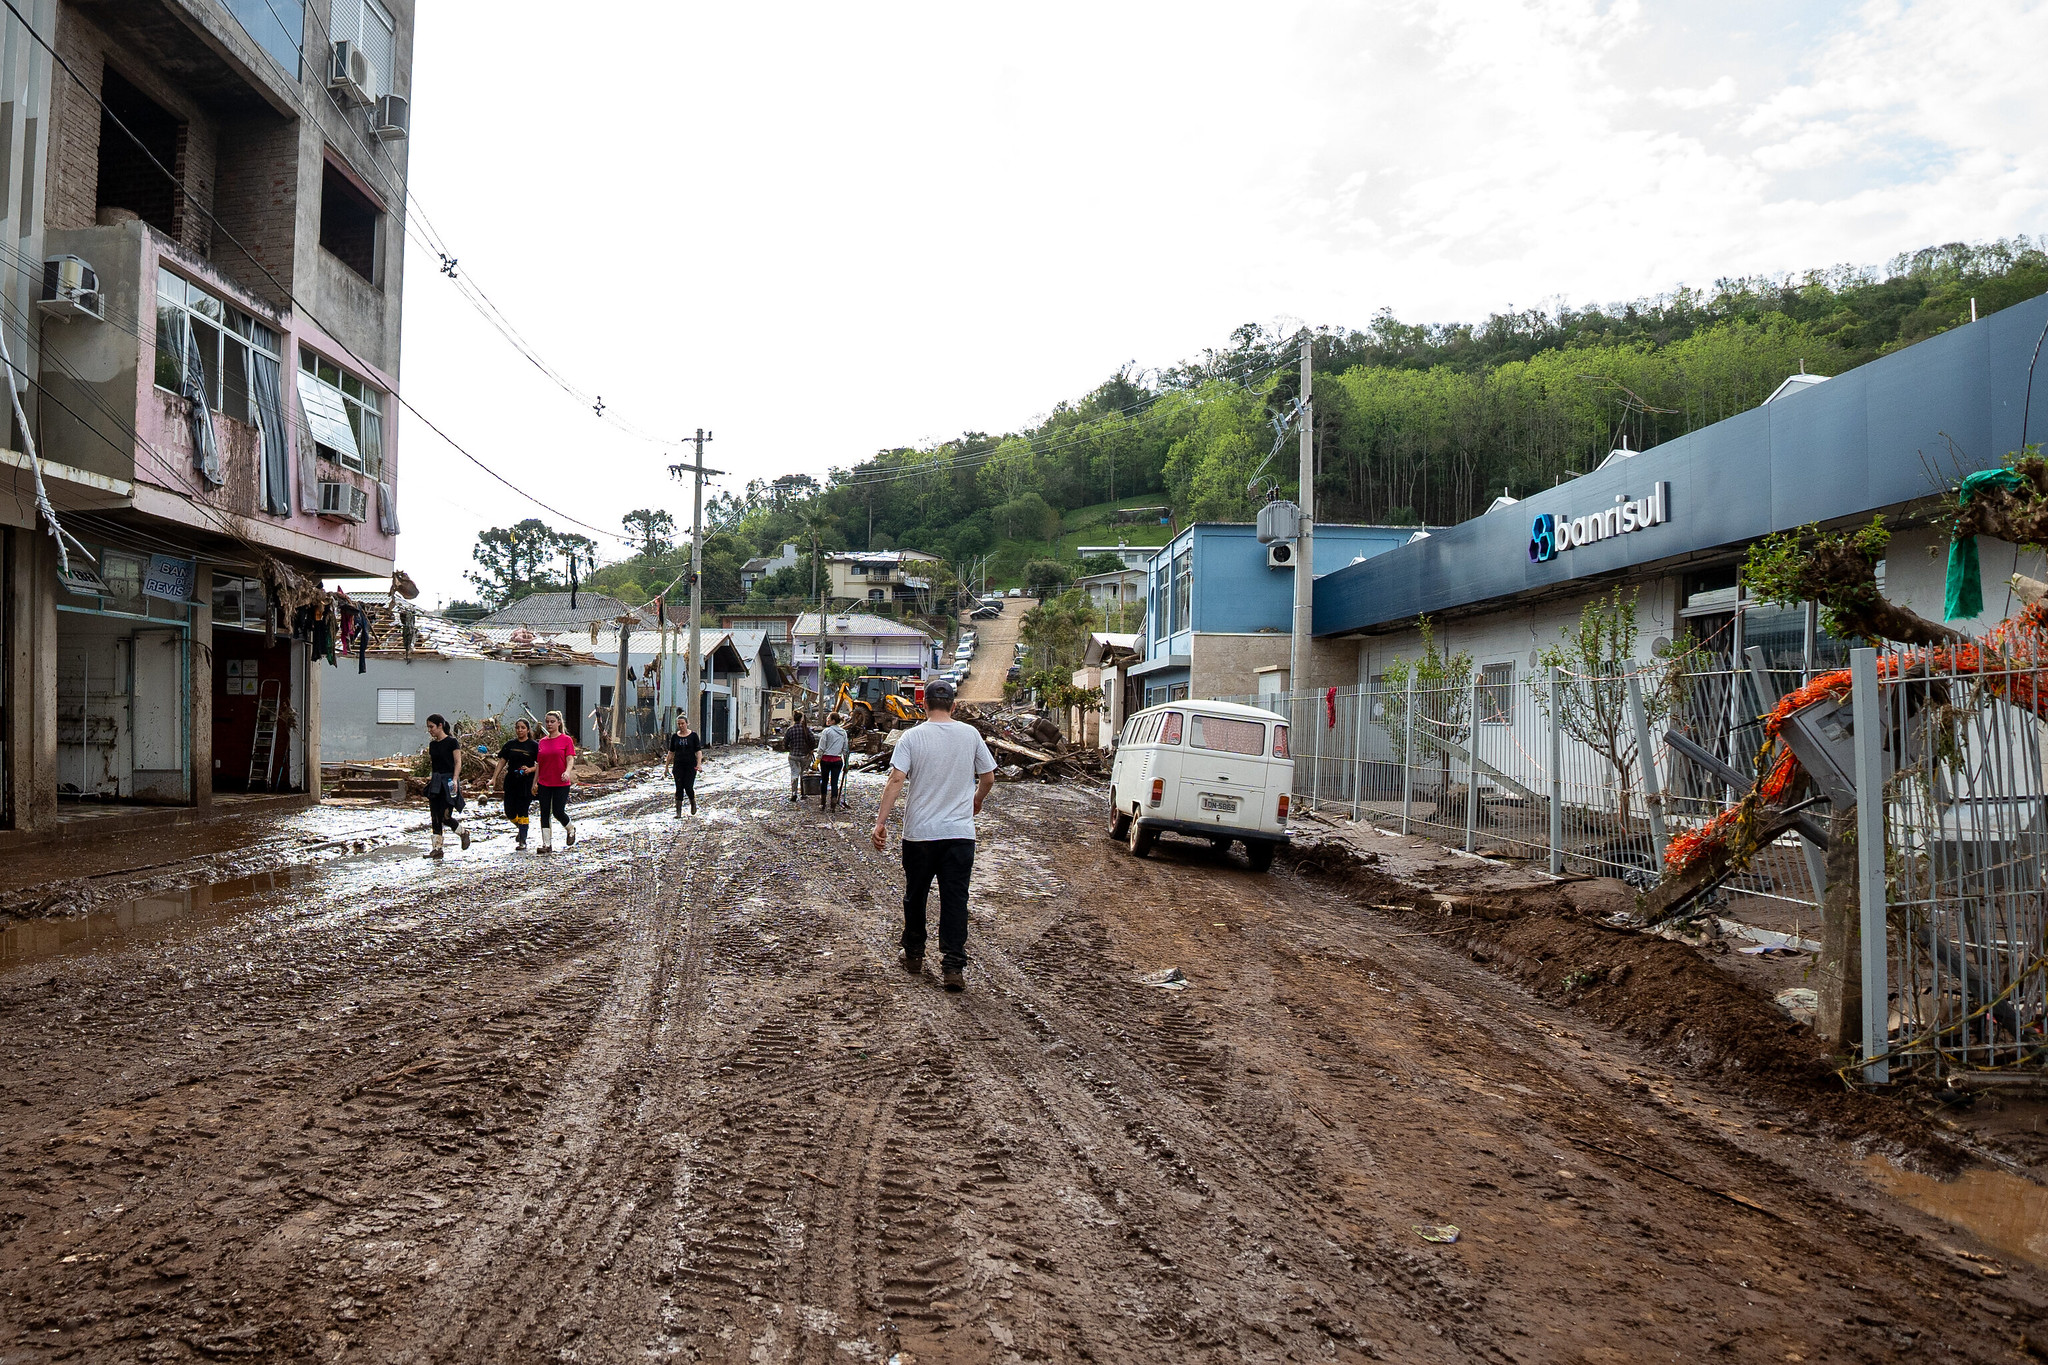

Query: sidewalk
[{"left": 0, "top": 793, "right": 316, "bottom": 892}]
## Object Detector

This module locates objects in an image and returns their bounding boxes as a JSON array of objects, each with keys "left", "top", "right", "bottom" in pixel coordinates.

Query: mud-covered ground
[{"left": 2, "top": 750, "right": 2043, "bottom": 1363}]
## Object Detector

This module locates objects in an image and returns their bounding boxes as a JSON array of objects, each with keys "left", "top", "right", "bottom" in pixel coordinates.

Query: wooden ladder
[{"left": 247, "top": 679, "right": 282, "bottom": 790}]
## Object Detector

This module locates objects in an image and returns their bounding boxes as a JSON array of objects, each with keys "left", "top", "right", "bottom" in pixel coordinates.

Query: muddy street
[{"left": 1, "top": 751, "right": 2042, "bottom": 1363}]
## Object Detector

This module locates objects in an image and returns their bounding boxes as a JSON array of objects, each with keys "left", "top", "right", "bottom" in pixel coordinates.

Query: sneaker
[
  {"left": 899, "top": 950, "right": 924, "bottom": 975},
  {"left": 459, "top": 828, "right": 471, "bottom": 851},
  {"left": 942, "top": 966, "right": 965, "bottom": 993}
]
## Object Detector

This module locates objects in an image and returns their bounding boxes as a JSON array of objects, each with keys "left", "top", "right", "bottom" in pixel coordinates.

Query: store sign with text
[{"left": 1529, "top": 482, "right": 1670, "bottom": 564}]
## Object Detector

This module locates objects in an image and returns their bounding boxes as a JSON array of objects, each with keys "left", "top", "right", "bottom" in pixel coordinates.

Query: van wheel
[
  {"left": 1244, "top": 841, "right": 1275, "bottom": 873},
  {"left": 1107, "top": 791, "right": 1131, "bottom": 841},
  {"left": 1127, "top": 815, "right": 1156, "bottom": 858}
]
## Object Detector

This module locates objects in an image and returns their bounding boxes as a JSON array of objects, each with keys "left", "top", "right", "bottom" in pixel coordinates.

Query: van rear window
[
  {"left": 1272, "top": 723, "right": 1289, "bottom": 758},
  {"left": 1191, "top": 715, "right": 1263, "bottom": 755},
  {"left": 1161, "top": 712, "right": 1183, "bottom": 744}
]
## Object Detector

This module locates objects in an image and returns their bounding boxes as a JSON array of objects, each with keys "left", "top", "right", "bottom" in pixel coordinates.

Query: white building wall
[{"left": 320, "top": 657, "right": 529, "bottom": 761}]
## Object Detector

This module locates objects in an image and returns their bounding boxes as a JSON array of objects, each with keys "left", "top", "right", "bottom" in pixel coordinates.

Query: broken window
[
  {"left": 96, "top": 69, "right": 180, "bottom": 235},
  {"left": 296, "top": 347, "right": 383, "bottom": 475},
  {"left": 154, "top": 267, "right": 279, "bottom": 422},
  {"left": 319, "top": 161, "right": 380, "bottom": 282}
]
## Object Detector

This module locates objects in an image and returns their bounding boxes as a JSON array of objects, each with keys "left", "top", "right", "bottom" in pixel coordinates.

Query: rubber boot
[
  {"left": 458, "top": 822, "right": 470, "bottom": 851},
  {"left": 565, "top": 823, "right": 577, "bottom": 848},
  {"left": 540, "top": 826, "right": 554, "bottom": 854},
  {"left": 515, "top": 821, "right": 528, "bottom": 851}
]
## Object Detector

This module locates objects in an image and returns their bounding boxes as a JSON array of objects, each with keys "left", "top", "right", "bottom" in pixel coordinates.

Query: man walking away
[
  {"left": 785, "top": 715, "right": 817, "bottom": 802},
  {"left": 423, "top": 714, "right": 470, "bottom": 858},
  {"left": 870, "top": 681, "right": 995, "bottom": 992},
  {"left": 665, "top": 712, "right": 707, "bottom": 816},
  {"left": 817, "top": 712, "right": 849, "bottom": 810}
]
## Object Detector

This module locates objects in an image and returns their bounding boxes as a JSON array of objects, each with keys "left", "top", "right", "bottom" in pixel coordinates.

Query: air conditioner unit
[
  {"left": 317, "top": 480, "right": 369, "bottom": 522},
  {"left": 372, "top": 93, "right": 409, "bottom": 140},
  {"left": 329, "top": 41, "right": 375, "bottom": 105},
  {"left": 38, "top": 255, "right": 102, "bottom": 321},
  {"left": 1266, "top": 542, "right": 1296, "bottom": 569}
]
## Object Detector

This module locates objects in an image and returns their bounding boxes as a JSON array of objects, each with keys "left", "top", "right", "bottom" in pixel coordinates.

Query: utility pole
[
  {"left": 668, "top": 429, "right": 721, "bottom": 737},
  {"left": 1289, "top": 332, "right": 1313, "bottom": 693}
]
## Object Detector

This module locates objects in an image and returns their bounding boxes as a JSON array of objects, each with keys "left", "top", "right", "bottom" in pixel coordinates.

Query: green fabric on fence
[{"left": 1945, "top": 468, "right": 2030, "bottom": 620}]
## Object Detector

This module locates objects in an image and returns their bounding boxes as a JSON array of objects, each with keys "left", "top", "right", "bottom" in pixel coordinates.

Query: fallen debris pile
[{"left": 955, "top": 704, "right": 1104, "bottom": 782}]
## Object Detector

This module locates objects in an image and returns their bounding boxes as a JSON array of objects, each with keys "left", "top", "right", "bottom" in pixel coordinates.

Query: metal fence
[
  {"left": 1862, "top": 648, "right": 2048, "bottom": 1078},
  {"left": 1221, "top": 643, "right": 2048, "bottom": 1081},
  {"left": 1218, "top": 662, "right": 1821, "bottom": 910}
]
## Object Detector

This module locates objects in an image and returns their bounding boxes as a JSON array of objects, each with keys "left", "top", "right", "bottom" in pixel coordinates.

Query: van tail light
[
  {"left": 1277, "top": 794, "right": 1290, "bottom": 822},
  {"left": 1149, "top": 779, "right": 1164, "bottom": 806}
]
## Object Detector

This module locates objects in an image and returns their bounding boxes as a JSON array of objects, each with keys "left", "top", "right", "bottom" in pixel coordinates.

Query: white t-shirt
[
  {"left": 818, "top": 724, "right": 849, "bottom": 759},
  {"left": 890, "top": 719, "right": 997, "bottom": 842}
]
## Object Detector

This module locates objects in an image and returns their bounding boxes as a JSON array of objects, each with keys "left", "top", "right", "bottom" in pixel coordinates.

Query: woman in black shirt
[
  {"left": 494, "top": 718, "right": 541, "bottom": 850},
  {"left": 424, "top": 713, "right": 469, "bottom": 858},
  {"left": 663, "top": 713, "right": 707, "bottom": 816}
]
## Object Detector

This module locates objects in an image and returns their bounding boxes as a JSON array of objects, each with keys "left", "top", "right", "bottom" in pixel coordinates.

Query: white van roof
[{"left": 1132, "top": 699, "right": 1285, "bottom": 724}]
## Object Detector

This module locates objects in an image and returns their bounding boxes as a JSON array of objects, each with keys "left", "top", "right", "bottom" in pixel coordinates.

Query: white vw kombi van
[{"left": 1108, "top": 700, "right": 1292, "bottom": 871}]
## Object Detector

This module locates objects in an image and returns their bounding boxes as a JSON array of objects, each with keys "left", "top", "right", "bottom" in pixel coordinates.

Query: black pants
[
  {"left": 901, "top": 838, "right": 974, "bottom": 970},
  {"left": 537, "top": 785, "right": 571, "bottom": 829},
  {"left": 818, "top": 758, "right": 843, "bottom": 807},
  {"left": 674, "top": 768, "right": 698, "bottom": 813},
  {"left": 505, "top": 780, "right": 534, "bottom": 839},
  {"left": 428, "top": 777, "right": 461, "bottom": 836}
]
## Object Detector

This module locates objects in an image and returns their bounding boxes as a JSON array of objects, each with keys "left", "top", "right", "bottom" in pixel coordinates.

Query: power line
[{"left": 1, "top": 0, "right": 634, "bottom": 545}]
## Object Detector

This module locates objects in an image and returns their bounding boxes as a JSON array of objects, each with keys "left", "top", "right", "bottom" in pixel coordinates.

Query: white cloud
[{"left": 390, "top": 0, "right": 2048, "bottom": 604}]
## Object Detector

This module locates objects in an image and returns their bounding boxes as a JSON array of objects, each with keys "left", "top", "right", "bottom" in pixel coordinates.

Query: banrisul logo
[{"left": 1530, "top": 481, "right": 1669, "bottom": 564}]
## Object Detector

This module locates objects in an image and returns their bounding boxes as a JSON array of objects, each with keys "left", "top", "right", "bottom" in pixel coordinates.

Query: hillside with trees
[{"left": 458, "top": 238, "right": 2048, "bottom": 619}]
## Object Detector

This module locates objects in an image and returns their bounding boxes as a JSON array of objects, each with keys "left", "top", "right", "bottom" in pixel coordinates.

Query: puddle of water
[
  {"left": 1863, "top": 1155, "right": 2048, "bottom": 1269},
  {"left": 0, "top": 866, "right": 322, "bottom": 970}
]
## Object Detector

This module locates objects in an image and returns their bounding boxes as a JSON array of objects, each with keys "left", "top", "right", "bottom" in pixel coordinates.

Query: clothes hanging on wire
[{"left": 354, "top": 612, "right": 370, "bottom": 672}]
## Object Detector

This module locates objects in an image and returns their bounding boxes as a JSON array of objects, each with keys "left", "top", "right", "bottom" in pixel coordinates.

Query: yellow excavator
[{"left": 831, "top": 675, "right": 927, "bottom": 735}]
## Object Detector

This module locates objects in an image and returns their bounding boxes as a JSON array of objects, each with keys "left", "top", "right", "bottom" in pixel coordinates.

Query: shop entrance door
[{"left": 132, "top": 628, "right": 187, "bottom": 801}]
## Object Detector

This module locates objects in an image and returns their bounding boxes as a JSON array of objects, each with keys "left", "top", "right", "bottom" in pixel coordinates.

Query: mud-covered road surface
[{"left": 2, "top": 751, "right": 2043, "bottom": 1362}]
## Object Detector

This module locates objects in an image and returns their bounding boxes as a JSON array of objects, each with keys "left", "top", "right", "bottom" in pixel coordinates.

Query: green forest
[{"left": 457, "top": 237, "right": 2048, "bottom": 619}]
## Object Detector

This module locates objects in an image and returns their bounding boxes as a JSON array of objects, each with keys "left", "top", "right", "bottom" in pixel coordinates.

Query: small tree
[
  {"left": 622, "top": 508, "right": 675, "bottom": 559},
  {"left": 1378, "top": 617, "right": 1473, "bottom": 796},
  {"left": 1025, "top": 559, "right": 1074, "bottom": 592},
  {"left": 1534, "top": 587, "right": 1698, "bottom": 829}
]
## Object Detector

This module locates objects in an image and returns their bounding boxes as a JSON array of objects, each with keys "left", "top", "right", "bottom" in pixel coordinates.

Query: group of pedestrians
[
  {"left": 781, "top": 713, "right": 851, "bottom": 809},
  {"left": 420, "top": 710, "right": 579, "bottom": 857},
  {"left": 417, "top": 680, "right": 1000, "bottom": 997}
]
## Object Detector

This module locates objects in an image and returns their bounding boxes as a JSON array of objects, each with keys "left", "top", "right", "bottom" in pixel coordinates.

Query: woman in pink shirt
[{"left": 534, "top": 709, "right": 579, "bottom": 852}]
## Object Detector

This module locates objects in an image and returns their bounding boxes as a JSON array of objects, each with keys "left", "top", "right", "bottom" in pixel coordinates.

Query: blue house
[{"left": 1134, "top": 523, "right": 1419, "bottom": 706}]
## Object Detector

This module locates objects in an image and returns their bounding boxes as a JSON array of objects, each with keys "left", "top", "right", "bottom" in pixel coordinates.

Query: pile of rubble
[
  {"left": 958, "top": 704, "right": 1105, "bottom": 782},
  {"left": 839, "top": 705, "right": 1105, "bottom": 782}
]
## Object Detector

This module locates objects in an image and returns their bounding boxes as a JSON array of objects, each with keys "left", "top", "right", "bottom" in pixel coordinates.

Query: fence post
[
  {"left": 1850, "top": 647, "right": 1889, "bottom": 1084},
  {"left": 1400, "top": 673, "right": 1416, "bottom": 835},
  {"left": 1625, "top": 671, "right": 1668, "bottom": 868},
  {"left": 1464, "top": 670, "right": 1481, "bottom": 852},
  {"left": 1311, "top": 690, "right": 1324, "bottom": 812},
  {"left": 1548, "top": 665, "right": 1564, "bottom": 876},
  {"left": 1350, "top": 685, "right": 1364, "bottom": 821}
]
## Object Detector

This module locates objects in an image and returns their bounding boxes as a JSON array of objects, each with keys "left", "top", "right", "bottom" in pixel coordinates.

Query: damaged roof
[{"left": 469, "top": 592, "right": 659, "bottom": 631}]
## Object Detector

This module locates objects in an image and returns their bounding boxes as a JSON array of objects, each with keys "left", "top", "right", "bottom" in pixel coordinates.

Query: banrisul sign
[{"left": 1529, "top": 481, "right": 1670, "bottom": 563}]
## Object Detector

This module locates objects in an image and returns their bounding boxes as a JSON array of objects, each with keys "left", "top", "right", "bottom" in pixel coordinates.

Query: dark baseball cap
[{"left": 925, "top": 679, "right": 958, "bottom": 707}]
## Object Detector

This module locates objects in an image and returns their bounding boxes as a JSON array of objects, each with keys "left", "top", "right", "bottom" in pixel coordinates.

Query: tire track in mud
[
  {"left": 765, "top": 812, "right": 1478, "bottom": 1363},
  {"left": 379, "top": 816, "right": 739, "bottom": 1360}
]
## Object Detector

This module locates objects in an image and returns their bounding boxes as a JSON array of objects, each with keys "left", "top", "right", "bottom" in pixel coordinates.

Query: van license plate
[{"left": 1201, "top": 794, "right": 1239, "bottom": 814}]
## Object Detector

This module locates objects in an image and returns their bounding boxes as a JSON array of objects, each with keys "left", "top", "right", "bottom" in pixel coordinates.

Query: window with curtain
[
  {"left": 155, "top": 267, "right": 279, "bottom": 425},
  {"left": 296, "top": 346, "right": 383, "bottom": 475}
]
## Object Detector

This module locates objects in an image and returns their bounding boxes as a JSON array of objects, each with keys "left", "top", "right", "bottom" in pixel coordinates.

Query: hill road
[
  {"left": 955, "top": 597, "right": 1027, "bottom": 704},
  {"left": 0, "top": 750, "right": 2036, "bottom": 1362}
]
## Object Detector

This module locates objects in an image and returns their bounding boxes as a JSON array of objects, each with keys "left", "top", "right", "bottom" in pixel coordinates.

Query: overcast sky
[{"left": 385, "top": 0, "right": 2048, "bottom": 605}]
